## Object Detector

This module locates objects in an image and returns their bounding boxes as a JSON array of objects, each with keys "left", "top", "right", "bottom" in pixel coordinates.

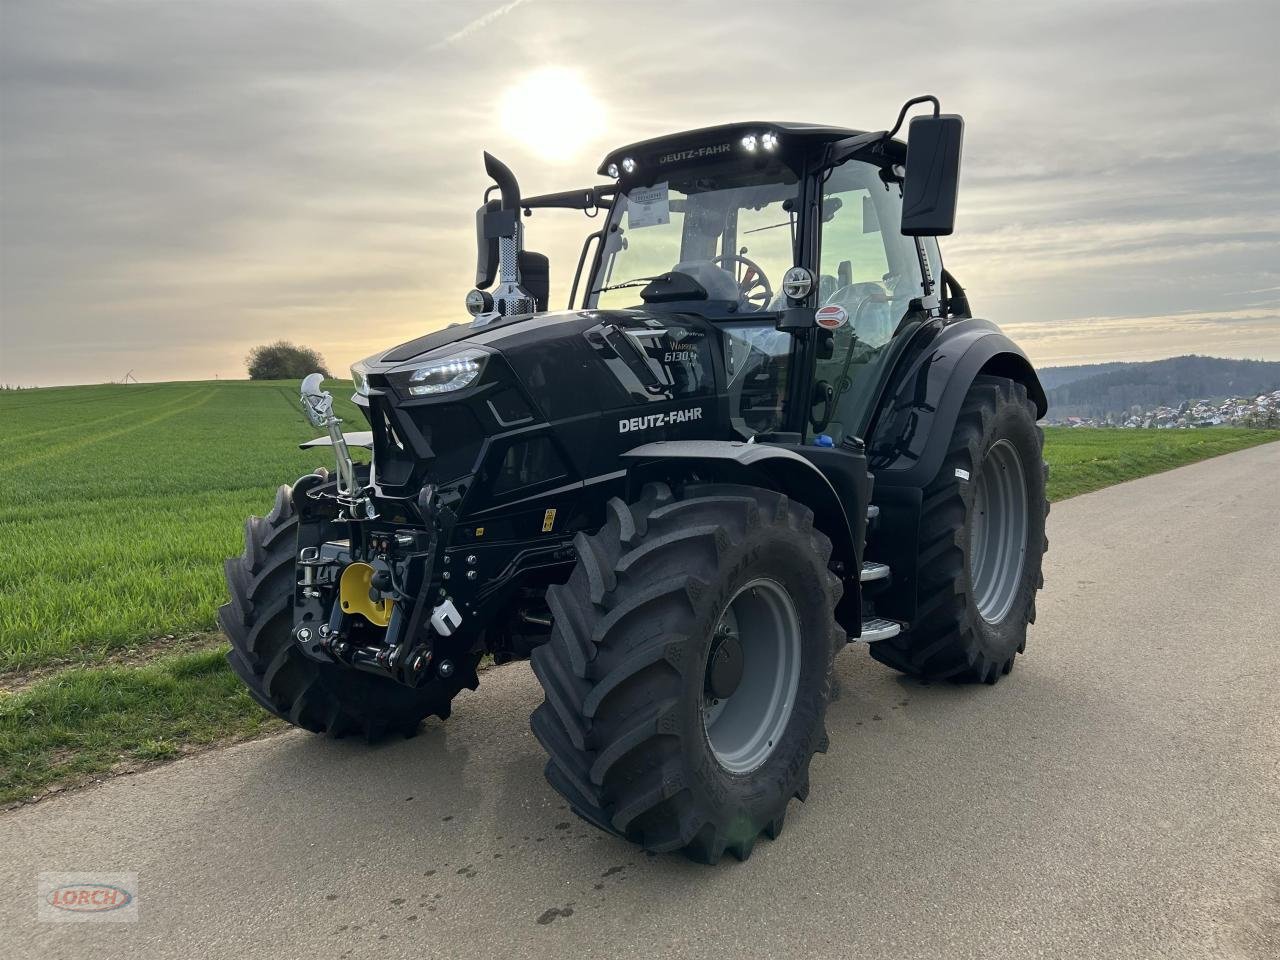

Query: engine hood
[
  {"left": 357, "top": 307, "right": 727, "bottom": 425},
  {"left": 361, "top": 307, "right": 707, "bottom": 367},
  {"left": 371, "top": 311, "right": 556, "bottom": 365}
]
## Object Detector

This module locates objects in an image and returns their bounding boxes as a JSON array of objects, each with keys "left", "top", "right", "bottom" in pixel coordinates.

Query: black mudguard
[
  {"left": 620, "top": 439, "right": 867, "bottom": 636},
  {"left": 865, "top": 317, "right": 1046, "bottom": 621}
]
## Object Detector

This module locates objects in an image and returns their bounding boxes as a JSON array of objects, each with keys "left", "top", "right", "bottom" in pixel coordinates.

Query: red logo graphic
[
  {"left": 46, "top": 884, "right": 134, "bottom": 914},
  {"left": 815, "top": 305, "right": 849, "bottom": 329}
]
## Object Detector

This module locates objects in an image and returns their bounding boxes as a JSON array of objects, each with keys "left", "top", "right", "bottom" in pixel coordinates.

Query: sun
[{"left": 498, "top": 67, "right": 605, "bottom": 163}]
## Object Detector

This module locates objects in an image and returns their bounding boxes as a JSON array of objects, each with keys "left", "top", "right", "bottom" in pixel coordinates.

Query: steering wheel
[{"left": 711, "top": 254, "right": 773, "bottom": 311}]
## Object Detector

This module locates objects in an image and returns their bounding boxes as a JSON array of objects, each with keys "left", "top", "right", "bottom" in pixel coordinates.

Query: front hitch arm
[{"left": 299, "top": 373, "right": 378, "bottom": 520}]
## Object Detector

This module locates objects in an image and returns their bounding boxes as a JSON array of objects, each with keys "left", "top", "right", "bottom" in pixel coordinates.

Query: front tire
[
  {"left": 530, "top": 483, "right": 844, "bottom": 863},
  {"left": 870, "top": 375, "right": 1048, "bottom": 683},
  {"left": 220, "top": 483, "right": 479, "bottom": 740}
]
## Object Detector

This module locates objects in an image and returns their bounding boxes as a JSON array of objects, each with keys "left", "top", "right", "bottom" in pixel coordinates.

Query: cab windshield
[{"left": 590, "top": 160, "right": 800, "bottom": 312}]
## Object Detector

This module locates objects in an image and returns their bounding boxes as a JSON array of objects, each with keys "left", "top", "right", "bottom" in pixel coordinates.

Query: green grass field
[
  {"left": 0, "top": 379, "right": 1275, "bottom": 804},
  {"left": 0, "top": 380, "right": 363, "bottom": 671},
  {"left": 1040, "top": 426, "right": 1280, "bottom": 500}
]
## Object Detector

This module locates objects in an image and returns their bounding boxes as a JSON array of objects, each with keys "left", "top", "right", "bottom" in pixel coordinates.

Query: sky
[{"left": 1, "top": 0, "right": 1277, "bottom": 387}]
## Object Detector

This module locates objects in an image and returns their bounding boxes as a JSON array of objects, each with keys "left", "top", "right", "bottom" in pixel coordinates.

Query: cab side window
[
  {"left": 817, "top": 161, "right": 921, "bottom": 347},
  {"left": 813, "top": 161, "right": 925, "bottom": 443}
]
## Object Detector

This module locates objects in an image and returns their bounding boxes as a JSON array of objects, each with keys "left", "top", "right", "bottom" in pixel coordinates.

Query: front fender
[
  {"left": 620, "top": 439, "right": 866, "bottom": 636},
  {"left": 868, "top": 318, "right": 1045, "bottom": 488},
  {"left": 299, "top": 431, "right": 374, "bottom": 450},
  {"left": 621, "top": 440, "right": 856, "bottom": 564}
]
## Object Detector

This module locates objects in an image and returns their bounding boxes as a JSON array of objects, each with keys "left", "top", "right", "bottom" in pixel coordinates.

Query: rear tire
[
  {"left": 530, "top": 483, "right": 844, "bottom": 863},
  {"left": 869, "top": 375, "right": 1048, "bottom": 683},
  {"left": 220, "top": 483, "right": 478, "bottom": 740}
]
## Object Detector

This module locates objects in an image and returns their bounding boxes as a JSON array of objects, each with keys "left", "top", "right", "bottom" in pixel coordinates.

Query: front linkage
[{"left": 291, "top": 377, "right": 465, "bottom": 690}]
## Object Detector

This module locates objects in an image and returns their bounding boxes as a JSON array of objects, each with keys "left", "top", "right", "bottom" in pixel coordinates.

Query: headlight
[
  {"left": 406, "top": 348, "right": 488, "bottom": 396},
  {"left": 350, "top": 365, "right": 370, "bottom": 396}
]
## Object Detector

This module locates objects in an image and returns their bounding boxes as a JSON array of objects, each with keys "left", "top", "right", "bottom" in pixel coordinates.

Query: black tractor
[{"left": 222, "top": 96, "right": 1048, "bottom": 863}]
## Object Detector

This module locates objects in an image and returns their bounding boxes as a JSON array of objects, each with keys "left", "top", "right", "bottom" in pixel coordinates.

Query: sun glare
[{"left": 498, "top": 67, "right": 604, "bottom": 163}]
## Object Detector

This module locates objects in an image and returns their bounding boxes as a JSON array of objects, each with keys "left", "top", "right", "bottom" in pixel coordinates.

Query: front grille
[{"left": 369, "top": 396, "right": 485, "bottom": 494}]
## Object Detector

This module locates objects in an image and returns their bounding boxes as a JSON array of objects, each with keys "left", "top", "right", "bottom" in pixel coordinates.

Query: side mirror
[{"left": 900, "top": 114, "right": 963, "bottom": 237}]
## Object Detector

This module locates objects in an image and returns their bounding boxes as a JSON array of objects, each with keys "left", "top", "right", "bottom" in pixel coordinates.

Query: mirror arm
[
  {"left": 823, "top": 131, "right": 888, "bottom": 169},
  {"left": 521, "top": 185, "right": 617, "bottom": 212},
  {"left": 885, "top": 95, "right": 940, "bottom": 140}
]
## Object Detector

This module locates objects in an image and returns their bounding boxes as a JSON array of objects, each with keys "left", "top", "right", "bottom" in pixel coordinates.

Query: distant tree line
[{"left": 1046, "top": 355, "right": 1280, "bottom": 420}]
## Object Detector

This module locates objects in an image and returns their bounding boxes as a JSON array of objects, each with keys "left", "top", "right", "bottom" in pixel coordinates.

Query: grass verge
[
  {"left": 0, "top": 648, "right": 282, "bottom": 806},
  {"left": 1042, "top": 427, "right": 1277, "bottom": 500}
]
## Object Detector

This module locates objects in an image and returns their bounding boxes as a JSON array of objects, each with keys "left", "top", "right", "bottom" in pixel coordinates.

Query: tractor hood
[
  {"left": 353, "top": 307, "right": 726, "bottom": 424},
  {"left": 371, "top": 311, "right": 552, "bottom": 366},
  {"left": 366, "top": 310, "right": 600, "bottom": 367},
  {"left": 351, "top": 307, "right": 728, "bottom": 499}
]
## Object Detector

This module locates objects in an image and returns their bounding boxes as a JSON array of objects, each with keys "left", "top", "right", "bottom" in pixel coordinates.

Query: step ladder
[
  {"left": 858, "top": 503, "right": 900, "bottom": 642},
  {"left": 858, "top": 617, "right": 902, "bottom": 643},
  {"left": 860, "top": 561, "right": 890, "bottom": 583}
]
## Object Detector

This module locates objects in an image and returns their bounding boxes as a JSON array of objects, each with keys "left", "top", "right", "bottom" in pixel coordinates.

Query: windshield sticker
[
  {"left": 816, "top": 305, "right": 849, "bottom": 329},
  {"left": 627, "top": 182, "right": 670, "bottom": 229}
]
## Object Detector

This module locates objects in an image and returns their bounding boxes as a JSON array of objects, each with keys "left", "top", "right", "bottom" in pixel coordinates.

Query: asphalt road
[{"left": 5, "top": 441, "right": 1279, "bottom": 960}]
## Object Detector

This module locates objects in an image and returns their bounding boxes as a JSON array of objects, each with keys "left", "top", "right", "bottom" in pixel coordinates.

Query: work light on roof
[
  {"left": 761, "top": 131, "right": 780, "bottom": 151},
  {"left": 740, "top": 134, "right": 758, "bottom": 152},
  {"left": 621, "top": 157, "right": 637, "bottom": 174},
  {"left": 606, "top": 162, "right": 620, "bottom": 179}
]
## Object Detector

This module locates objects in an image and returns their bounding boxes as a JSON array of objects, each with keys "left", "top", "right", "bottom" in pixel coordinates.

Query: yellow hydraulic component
[{"left": 339, "top": 562, "right": 393, "bottom": 627}]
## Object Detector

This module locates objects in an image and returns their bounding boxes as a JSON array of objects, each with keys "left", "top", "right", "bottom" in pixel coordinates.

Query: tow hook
[{"left": 431, "top": 599, "right": 463, "bottom": 636}]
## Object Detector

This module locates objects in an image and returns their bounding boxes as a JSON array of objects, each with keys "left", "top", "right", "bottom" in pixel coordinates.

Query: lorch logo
[{"left": 38, "top": 872, "right": 138, "bottom": 922}]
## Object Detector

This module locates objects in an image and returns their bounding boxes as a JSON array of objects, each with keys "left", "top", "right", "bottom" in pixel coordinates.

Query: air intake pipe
[{"left": 473, "top": 152, "right": 535, "bottom": 324}]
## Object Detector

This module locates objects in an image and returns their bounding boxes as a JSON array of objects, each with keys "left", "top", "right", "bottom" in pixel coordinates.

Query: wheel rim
[
  {"left": 969, "top": 438, "right": 1029, "bottom": 624},
  {"left": 702, "top": 578, "right": 802, "bottom": 774}
]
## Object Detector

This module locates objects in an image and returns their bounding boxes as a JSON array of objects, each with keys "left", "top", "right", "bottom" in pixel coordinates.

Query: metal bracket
[{"left": 299, "top": 373, "right": 378, "bottom": 519}]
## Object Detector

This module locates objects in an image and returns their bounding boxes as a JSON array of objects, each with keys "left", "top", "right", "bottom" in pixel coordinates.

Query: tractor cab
[{"left": 472, "top": 102, "right": 966, "bottom": 447}]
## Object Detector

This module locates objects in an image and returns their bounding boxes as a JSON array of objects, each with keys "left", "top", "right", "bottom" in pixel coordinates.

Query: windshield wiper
[{"left": 589, "top": 276, "right": 665, "bottom": 295}]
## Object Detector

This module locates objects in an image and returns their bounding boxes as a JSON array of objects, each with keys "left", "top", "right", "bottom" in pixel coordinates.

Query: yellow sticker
[
  {"left": 541, "top": 508, "right": 556, "bottom": 533},
  {"left": 474, "top": 527, "right": 485, "bottom": 538}
]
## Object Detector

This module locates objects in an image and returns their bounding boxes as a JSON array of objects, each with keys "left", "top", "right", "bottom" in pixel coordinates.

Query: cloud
[
  {"left": 1004, "top": 307, "right": 1280, "bottom": 365},
  {"left": 1, "top": 0, "right": 1277, "bottom": 385},
  {"left": 429, "top": 0, "right": 535, "bottom": 52}
]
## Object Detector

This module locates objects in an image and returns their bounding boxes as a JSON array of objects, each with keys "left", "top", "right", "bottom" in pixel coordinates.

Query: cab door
[{"left": 810, "top": 161, "right": 927, "bottom": 444}]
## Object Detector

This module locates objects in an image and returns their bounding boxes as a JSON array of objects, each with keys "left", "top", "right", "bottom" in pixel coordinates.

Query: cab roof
[{"left": 598, "top": 121, "right": 902, "bottom": 181}]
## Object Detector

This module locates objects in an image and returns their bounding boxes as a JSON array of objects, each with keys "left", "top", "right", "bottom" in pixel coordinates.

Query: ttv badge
[{"left": 815, "top": 305, "right": 849, "bottom": 330}]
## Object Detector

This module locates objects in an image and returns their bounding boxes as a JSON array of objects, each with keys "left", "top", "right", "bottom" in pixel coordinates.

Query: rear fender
[
  {"left": 868, "top": 318, "right": 1045, "bottom": 487},
  {"left": 866, "top": 318, "right": 1045, "bottom": 621}
]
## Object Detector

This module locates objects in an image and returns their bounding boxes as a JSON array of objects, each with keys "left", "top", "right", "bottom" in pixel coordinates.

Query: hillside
[
  {"left": 1035, "top": 362, "right": 1133, "bottom": 391},
  {"left": 1043, "top": 356, "right": 1280, "bottom": 420}
]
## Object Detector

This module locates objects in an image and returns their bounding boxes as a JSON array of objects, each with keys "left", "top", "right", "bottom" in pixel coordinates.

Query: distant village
[{"left": 1046, "top": 389, "right": 1280, "bottom": 429}]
